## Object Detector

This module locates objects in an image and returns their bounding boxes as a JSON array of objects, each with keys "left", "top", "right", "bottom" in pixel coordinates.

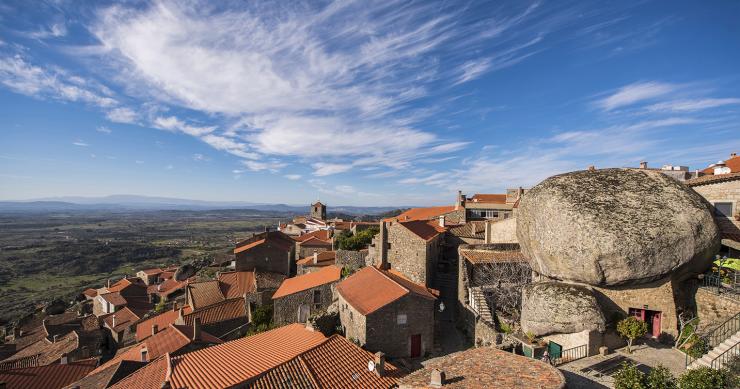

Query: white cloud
[
  {"left": 154, "top": 116, "right": 215, "bottom": 136},
  {"left": 597, "top": 81, "right": 677, "bottom": 111},
  {"left": 27, "top": 23, "right": 68, "bottom": 40},
  {"left": 73, "top": 140, "right": 89, "bottom": 147},
  {"left": 646, "top": 98, "right": 740, "bottom": 112},
  {"left": 0, "top": 55, "right": 117, "bottom": 108},
  {"left": 96, "top": 126, "right": 112, "bottom": 134},
  {"left": 284, "top": 174, "right": 302, "bottom": 180},
  {"left": 242, "top": 159, "right": 286, "bottom": 172},
  {"left": 312, "top": 162, "right": 352, "bottom": 177},
  {"left": 106, "top": 107, "right": 137, "bottom": 123}
]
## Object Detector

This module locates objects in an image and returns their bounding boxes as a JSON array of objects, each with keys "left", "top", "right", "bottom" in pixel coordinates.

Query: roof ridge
[
  {"left": 169, "top": 324, "right": 191, "bottom": 343},
  {"left": 297, "top": 354, "right": 321, "bottom": 388},
  {"left": 370, "top": 266, "right": 410, "bottom": 296}
]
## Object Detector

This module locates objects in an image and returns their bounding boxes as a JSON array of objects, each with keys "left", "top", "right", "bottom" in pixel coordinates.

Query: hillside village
[{"left": 0, "top": 154, "right": 739, "bottom": 388}]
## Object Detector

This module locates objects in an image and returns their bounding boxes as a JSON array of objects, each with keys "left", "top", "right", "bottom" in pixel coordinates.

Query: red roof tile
[
  {"left": 169, "top": 323, "right": 326, "bottom": 388},
  {"left": 398, "top": 220, "right": 446, "bottom": 241},
  {"left": 387, "top": 206, "right": 456, "bottom": 222},
  {"left": 337, "top": 267, "right": 437, "bottom": 316},
  {"left": 686, "top": 171, "right": 740, "bottom": 187},
  {"left": 140, "top": 268, "right": 163, "bottom": 276},
  {"left": 218, "top": 271, "right": 256, "bottom": 299},
  {"left": 296, "top": 251, "right": 336, "bottom": 266},
  {"left": 181, "top": 298, "right": 247, "bottom": 330},
  {"left": 470, "top": 193, "right": 508, "bottom": 203},
  {"left": 297, "top": 236, "right": 333, "bottom": 247},
  {"left": 701, "top": 154, "right": 740, "bottom": 174},
  {"left": 272, "top": 266, "right": 341, "bottom": 299},
  {"left": 233, "top": 238, "right": 265, "bottom": 254},
  {"left": 102, "top": 307, "right": 141, "bottom": 333},
  {"left": 186, "top": 280, "right": 225, "bottom": 310},
  {"left": 294, "top": 230, "right": 331, "bottom": 243},
  {"left": 107, "top": 354, "right": 169, "bottom": 389},
  {"left": 0, "top": 358, "right": 98, "bottom": 389},
  {"left": 99, "top": 292, "right": 127, "bottom": 306},
  {"left": 147, "top": 278, "right": 189, "bottom": 297},
  {"left": 83, "top": 288, "right": 98, "bottom": 298},
  {"left": 135, "top": 306, "right": 194, "bottom": 343}
]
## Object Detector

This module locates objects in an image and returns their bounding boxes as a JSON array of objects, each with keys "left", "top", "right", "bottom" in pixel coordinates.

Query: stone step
[{"left": 688, "top": 329, "right": 740, "bottom": 370}]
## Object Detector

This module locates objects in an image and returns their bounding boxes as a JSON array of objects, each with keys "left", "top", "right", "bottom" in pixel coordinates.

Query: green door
[{"left": 548, "top": 341, "right": 562, "bottom": 360}]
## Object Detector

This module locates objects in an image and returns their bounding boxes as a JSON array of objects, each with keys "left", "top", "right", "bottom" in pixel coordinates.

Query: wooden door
[{"left": 410, "top": 334, "right": 422, "bottom": 358}]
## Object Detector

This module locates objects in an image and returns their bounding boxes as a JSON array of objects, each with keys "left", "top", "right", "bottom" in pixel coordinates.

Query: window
[
  {"left": 313, "top": 290, "right": 321, "bottom": 308},
  {"left": 397, "top": 313, "right": 407, "bottom": 325},
  {"left": 714, "top": 202, "right": 733, "bottom": 217}
]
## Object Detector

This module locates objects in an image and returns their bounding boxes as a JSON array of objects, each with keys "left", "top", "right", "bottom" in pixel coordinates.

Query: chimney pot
[
  {"left": 640, "top": 161, "right": 648, "bottom": 169},
  {"left": 439, "top": 215, "right": 445, "bottom": 228},
  {"left": 373, "top": 352, "right": 386, "bottom": 377},
  {"left": 430, "top": 369, "right": 446, "bottom": 388},
  {"left": 193, "top": 317, "right": 202, "bottom": 341},
  {"left": 731, "top": 152, "right": 737, "bottom": 158},
  {"left": 152, "top": 324, "right": 159, "bottom": 336}
]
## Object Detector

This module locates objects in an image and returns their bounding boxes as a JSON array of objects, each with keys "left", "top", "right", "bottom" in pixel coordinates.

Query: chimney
[
  {"left": 152, "top": 324, "right": 159, "bottom": 336},
  {"left": 484, "top": 220, "right": 492, "bottom": 244},
  {"left": 140, "top": 347, "right": 148, "bottom": 362},
  {"left": 111, "top": 315, "right": 116, "bottom": 328},
  {"left": 439, "top": 215, "right": 445, "bottom": 228},
  {"left": 379, "top": 222, "right": 390, "bottom": 270},
  {"left": 640, "top": 161, "right": 648, "bottom": 169},
  {"left": 731, "top": 152, "right": 737, "bottom": 158},
  {"left": 107, "top": 279, "right": 111, "bottom": 288},
  {"left": 313, "top": 250, "right": 318, "bottom": 265},
  {"left": 430, "top": 369, "right": 446, "bottom": 388},
  {"left": 60, "top": 353, "right": 68, "bottom": 365},
  {"left": 176, "top": 308, "right": 184, "bottom": 325},
  {"left": 245, "top": 294, "right": 252, "bottom": 323},
  {"left": 193, "top": 317, "right": 201, "bottom": 341},
  {"left": 373, "top": 352, "right": 385, "bottom": 377},
  {"left": 455, "top": 190, "right": 465, "bottom": 210}
]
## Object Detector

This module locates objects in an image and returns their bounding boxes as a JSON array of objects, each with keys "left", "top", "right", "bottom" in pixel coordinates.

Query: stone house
[
  {"left": 335, "top": 249, "right": 368, "bottom": 272},
  {"left": 296, "top": 250, "right": 336, "bottom": 275},
  {"left": 175, "top": 298, "right": 250, "bottom": 340},
  {"left": 136, "top": 268, "right": 163, "bottom": 285},
  {"left": 456, "top": 244, "right": 530, "bottom": 347},
  {"left": 310, "top": 200, "right": 327, "bottom": 220},
  {"left": 379, "top": 219, "right": 445, "bottom": 286},
  {"left": 101, "top": 307, "right": 141, "bottom": 346},
  {"left": 686, "top": 170, "right": 740, "bottom": 244},
  {"left": 336, "top": 266, "right": 438, "bottom": 358},
  {"left": 271, "top": 265, "right": 341, "bottom": 325},
  {"left": 294, "top": 229, "right": 333, "bottom": 258},
  {"left": 233, "top": 230, "right": 295, "bottom": 276},
  {"left": 464, "top": 190, "right": 524, "bottom": 221},
  {"left": 93, "top": 278, "right": 153, "bottom": 317}
]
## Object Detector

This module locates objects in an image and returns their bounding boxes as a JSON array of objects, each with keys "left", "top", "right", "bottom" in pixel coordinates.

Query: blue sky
[{"left": 1, "top": 1, "right": 739, "bottom": 206}]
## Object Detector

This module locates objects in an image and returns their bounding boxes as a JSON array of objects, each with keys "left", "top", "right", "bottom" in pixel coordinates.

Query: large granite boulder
[
  {"left": 517, "top": 168, "right": 720, "bottom": 286},
  {"left": 520, "top": 282, "right": 606, "bottom": 336}
]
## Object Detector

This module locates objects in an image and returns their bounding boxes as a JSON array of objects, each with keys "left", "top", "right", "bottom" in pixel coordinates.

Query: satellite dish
[{"left": 368, "top": 360, "right": 375, "bottom": 372}]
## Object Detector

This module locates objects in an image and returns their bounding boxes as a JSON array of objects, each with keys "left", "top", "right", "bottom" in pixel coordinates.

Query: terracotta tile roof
[
  {"left": 64, "top": 360, "right": 146, "bottom": 389},
  {"left": 459, "top": 249, "right": 527, "bottom": 264},
  {"left": 181, "top": 299, "right": 248, "bottom": 339},
  {"left": 1, "top": 331, "right": 79, "bottom": 368},
  {"left": 168, "top": 323, "right": 326, "bottom": 388},
  {"left": 255, "top": 271, "right": 288, "bottom": 290},
  {"left": 387, "top": 206, "right": 456, "bottom": 222},
  {"left": 398, "top": 220, "right": 446, "bottom": 241},
  {"left": 294, "top": 230, "right": 331, "bottom": 242},
  {"left": 107, "top": 277, "right": 146, "bottom": 293},
  {"left": 147, "top": 277, "right": 189, "bottom": 297},
  {"left": 296, "top": 251, "right": 336, "bottom": 266},
  {"left": 140, "top": 268, "right": 163, "bottom": 276},
  {"left": 234, "top": 238, "right": 266, "bottom": 254},
  {"left": 701, "top": 154, "right": 740, "bottom": 174},
  {"left": 272, "top": 266, "right": 342, "bottom": 299},
  {"left": 685, "top": 171, "right": 740, "bottom": 187},
  {"left": 108, "top": 354, "right": 169, "bottom": 389},
  {"left": 91, "top": 324, "right": 221, "bottom": 376},
  {"left": 83, "top": 288, "right": 98, "bottom": 298},
  {"left": 298, "top": 236, "right": 333, "bottom": 247},
  {"left": 337, "top": 266, "right": 437, "bottom": 316},
  {"left": 136, "top": 306, "right": 194, "bottom": 343},
  {"left": 99, "top": 292, "right": 128, "bottom": 306},
  {"left": 187, "top": 280, "right": 225, "bottom": 310},
  {"left": 448, "top": 221, "right": 486, "bottom": 239},
  {"left": 0, "top": 358, "right": 98, "bottom": 389},
  {"left": 399, "top": 347, "right": 565, "bottom": 389},
  {"left": 470, "top": 193, "right": 507, "bottom": 203},
  {"left": 250, "top": 356, "right": 317, "bottom": 388},
  {"left": 218, "top": 271, "right": 257, "bottom": 298},
  {"left": 160, "top": 271, "right": 175, "bottom": 281},
  {"left": 102, "top": 307, "right": 141, "bottom": 333}
]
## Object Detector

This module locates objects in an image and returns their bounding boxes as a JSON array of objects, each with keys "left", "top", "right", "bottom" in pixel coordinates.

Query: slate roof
[
  {"left": 387, "top": 206, "right": 456, "bottom": 222},
  {"left": 337, "top": 266, "right": 437, "bottom": 316},
  {"left": 459, "top": 249, "right": 527, "bottom": 264},
  {"left": 255, "top": 271, "right": 287, "bottom": 290},
  {"left": 168, "top": 323, "right": 326, "bottom": 389},
  {"left": 0, "top": 358, "right": 98, "bottom": 389},
  {"left": 187, "top": 280, "right": 225, "bottom": 310},
  {"left": 251, "top": 335, "right": 403, "bottom": 389},
  {"left": 399, "top": 347, "right": 565, "bottom": 389},
  {"left": 272, "top": 266, "right": 341, "bottom": 299}
]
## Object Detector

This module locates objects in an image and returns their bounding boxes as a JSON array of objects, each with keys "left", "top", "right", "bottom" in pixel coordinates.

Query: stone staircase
[
  {"left": 688, "top": 330, "right": 740, "bottom": 370},
  {"left": 469, "top": 288, "right": 494, "bottom": 324}
]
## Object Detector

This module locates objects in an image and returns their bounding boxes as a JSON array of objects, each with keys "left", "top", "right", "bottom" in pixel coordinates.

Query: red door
[
  {"left": 651, "top": 312, "right": 661, "bottom": 337},
  {"left": 410, "top": 334, "right": 422, "bottom": 358}
]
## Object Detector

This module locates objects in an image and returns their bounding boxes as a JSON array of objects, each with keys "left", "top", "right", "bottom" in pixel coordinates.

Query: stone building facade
[
  {"left": 687, "top": 174, "right": 740, "bottom": 238},
  {"left": 310, "top": 201, "right": 326, "bottom": 220},
  {"left": 296, "top": 238, "right": 332, "bottom": 259},
  {"left": 335, "top": 249, "right": 368, "bottom": 272},
  {"left": 383, "top": 221, "right": 443, "bottom": 286},
  {"left": 695, "top": 287, "right": 740, "bottom": 331},
  {"left": 233, "top": 231, "right": 295, "bottom": 276},
  {"left": 273, "top": 282, "right": 336, "bottom": 326}
]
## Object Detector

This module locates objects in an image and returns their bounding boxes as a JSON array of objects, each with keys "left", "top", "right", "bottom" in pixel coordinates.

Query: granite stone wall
[
  {"left": 335, "top": 250, "right": 368, "bottom": 271},
  {"left": 691, "top": 180, "right": 740, "bottom": 237},
  {"left": 386, "top": 222, "right": 440, "bottom": 286},
  {"left": 364, "top": 295, "right": 435, "bottom": 358},
  {"left": 235, "top": 243, "right": 292, "bottom": 276},
  {"left": 695, "top": 287, "right": 740, "bottom": 331},
  {"left": 273, "top": 283, "right": 336, "bottom": 326}
]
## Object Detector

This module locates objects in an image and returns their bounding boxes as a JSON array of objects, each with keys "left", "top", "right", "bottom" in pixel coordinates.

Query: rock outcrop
[
  {"left": 517, "top": 168, "right": 720, "bottom": 286},
  {"left": 520, "top": 282, "right": 606, "bottom": 336}
]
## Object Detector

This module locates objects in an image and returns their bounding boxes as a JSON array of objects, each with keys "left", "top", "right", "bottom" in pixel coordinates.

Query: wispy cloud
[
  {"left": 596, "top": 81, "right": 678, "bottom": 111},
  {"left": 73, "top": 140, "right": 89, "bottom": 147},
  {"left": 106, "top": 107, "right": 137, "bottom": 123},
  {"left": 646, "top": 98, "right": 740, "bottom": 112},
  {"left": 96, "top": 126, "right": 112, "bottom": 134},
  {"left": 284, "top": 174, "right": 302, "bottom": 180}
]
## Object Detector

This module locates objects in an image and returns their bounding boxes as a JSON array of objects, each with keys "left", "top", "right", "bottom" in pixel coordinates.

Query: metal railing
[
  {"left": 700, "top": 273, "right": 739, "bottom": 301},
  {"left": 685, "top": 312, "right": 740, "bottom": 368},
  {"left": 711, "top": 342, "right": 740, "bottom": 370},
  {"left": 553, "top": 344, "right": 588, "bottom": 366}
]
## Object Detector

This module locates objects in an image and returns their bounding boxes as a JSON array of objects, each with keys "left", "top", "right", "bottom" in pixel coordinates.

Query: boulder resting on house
[
  {"left": 520, "top": 282, "right": 606, "bottom": 336},
  {"left": 516, "top": 168, "right": 720, "bottom": 286}
]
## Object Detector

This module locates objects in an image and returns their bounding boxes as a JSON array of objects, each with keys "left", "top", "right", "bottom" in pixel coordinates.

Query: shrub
[
  {"left": 524, "top": 331, "right": 536, "bottom": 343},
  {"left": 646, "top": 365, "right": 676, "bottom": 389},
  {"left": 617, "top": 316, "right": 648, "bottom": 353},
  {"left": 335, "top": 227, "right": 379, "bottom": 250},
  {"left": 677, "top": 367, "right": 726, "bottom": 389},
  {"left": 685, "top": 337, "right": 708, "bottom": 359},
  {"left": 614, "top": 362, "right": 646, "bottom": 389},
  {"left": 499, "top": 321, "right": 512, "bottom": 334}
]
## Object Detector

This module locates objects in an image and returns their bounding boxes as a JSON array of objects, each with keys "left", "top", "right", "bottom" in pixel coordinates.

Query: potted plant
[{"left": 519, "top": 332, "right": 547, "bottom": 359}]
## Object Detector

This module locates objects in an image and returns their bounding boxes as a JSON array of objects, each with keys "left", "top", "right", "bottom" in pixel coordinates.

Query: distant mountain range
[{"left": 0, "top": 195, "right": 404, "bottom": 215}]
